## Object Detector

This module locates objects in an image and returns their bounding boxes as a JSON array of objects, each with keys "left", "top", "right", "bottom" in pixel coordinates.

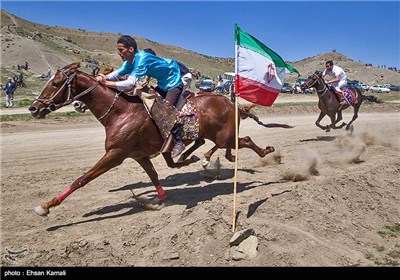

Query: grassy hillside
[
  {"left": 0, "top": 9, "right": 234, "bottom": 78},
  {"left": 1, "top": 8, "right": 398, "bottom": 110}
]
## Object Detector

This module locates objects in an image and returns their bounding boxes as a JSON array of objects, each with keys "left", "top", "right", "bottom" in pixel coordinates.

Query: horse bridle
[
  {"left": 34, "top": 70, "right": 99, "bottom": 111},
  {"left": 303, "top": 73, "right": 327, "bottom": 96}
]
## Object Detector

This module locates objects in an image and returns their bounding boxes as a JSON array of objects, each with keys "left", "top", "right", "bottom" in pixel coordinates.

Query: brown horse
[
  {"left": 301, "top": 71, "right": 365, "bottom": 132},
  {"left": 29, "top": 62, "right": 288, "bottom": 217}
]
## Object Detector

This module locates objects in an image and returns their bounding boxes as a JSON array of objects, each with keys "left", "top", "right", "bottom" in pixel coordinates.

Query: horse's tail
[
  {"left": 362, "top": 94, "right": 384, "bottom": 103},
  {"left": 238, "top": 105, "right": 293, "bottom": 129}
]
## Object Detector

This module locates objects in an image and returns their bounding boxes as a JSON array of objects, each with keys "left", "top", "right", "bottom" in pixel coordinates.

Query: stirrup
[
  {"left": 160, "top": 134, "right": 174, "bottom": 154},
  {"left": 171, "top": 142, "right": 185, "bottom": 158}
]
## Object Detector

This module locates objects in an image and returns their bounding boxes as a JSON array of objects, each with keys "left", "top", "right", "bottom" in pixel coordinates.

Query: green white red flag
[{"left": 235, "top": 24, "right": 299, "bottom": 106}]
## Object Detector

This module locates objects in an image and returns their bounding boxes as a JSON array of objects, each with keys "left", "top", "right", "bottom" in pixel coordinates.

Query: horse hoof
[
  {"left": 176, "top": 154, "right": 186, "bottom": 163},
  {"left": 191, "top": 155, "right": 200, "bottom": 162},
  {"left": 34, "top": 206, "right": 49, "bottom": 217},
  {"left": 267, "top": 146, "right": 275, "bottom": 153},
  {"left": 202, "top": 158, "right": 210, "bottom": 168}
]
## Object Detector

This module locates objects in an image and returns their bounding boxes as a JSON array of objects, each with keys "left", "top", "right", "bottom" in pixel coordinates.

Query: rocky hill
[
  {"left": 1, "top": 9, "right": 399, "bottom": 85},
  {"left": 287, "top": 52, "right": 400, "bottom": 85}
]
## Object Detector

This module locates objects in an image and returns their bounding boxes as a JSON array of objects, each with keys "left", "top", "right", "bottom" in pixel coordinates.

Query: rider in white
[{"left": 322, "top": 60, "right": 348, "bottom": 105}]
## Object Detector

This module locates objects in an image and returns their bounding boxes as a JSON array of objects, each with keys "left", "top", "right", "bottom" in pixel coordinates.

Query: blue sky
[{"left": 2, "top": 1, "right": 399, "bottom": 68}]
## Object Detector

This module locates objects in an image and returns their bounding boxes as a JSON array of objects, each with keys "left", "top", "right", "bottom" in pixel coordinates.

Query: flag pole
[
  {"left": 232, "top": 24, "right": 239, "bottom": 233},
  {"left": 232, "top": 89, "right": 239, "bottom": 233}
]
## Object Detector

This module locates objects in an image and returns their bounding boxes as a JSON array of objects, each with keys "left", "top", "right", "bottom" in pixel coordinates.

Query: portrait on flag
[{"left": 235, "top": 24, "right": 299, "bottom": 106}]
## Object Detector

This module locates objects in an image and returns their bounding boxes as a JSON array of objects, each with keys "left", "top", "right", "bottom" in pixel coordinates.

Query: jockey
[
  {"left": 143, "top": 48, "right": 193, "bottom": 95},
  {"left": 323, "top": 60, "right": 348, "bottom": 105},
  {"left": 96, "top": 35, "right": 186, "bottom": 158}
]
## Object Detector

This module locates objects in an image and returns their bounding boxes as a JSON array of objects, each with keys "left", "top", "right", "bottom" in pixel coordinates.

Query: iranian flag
[{"left": 235, "top": 25, "right": 299, "bottom": 106}]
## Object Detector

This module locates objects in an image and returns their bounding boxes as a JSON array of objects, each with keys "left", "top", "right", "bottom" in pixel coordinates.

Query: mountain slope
[
  {"left": 1, "top": 9, "right": 399, "bottom": 85},
  {"left": 0, "top": 9, "right": 234, "bottom": 77}
]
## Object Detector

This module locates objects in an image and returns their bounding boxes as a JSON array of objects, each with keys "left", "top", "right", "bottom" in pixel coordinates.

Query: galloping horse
[
  {"left": 29, "top": 62, "right": 287, "bottom": 217},
  {"left": 301, "top": 71, "right": 364, "bottom": 132}
]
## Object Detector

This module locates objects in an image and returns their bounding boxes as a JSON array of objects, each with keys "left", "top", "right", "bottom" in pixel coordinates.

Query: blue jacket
[
  {"left": 114, "top": 50, "right": 182, "bottom": 91},
  {"left": 4, "top": 82, "right": 16, "bottom": 94}
]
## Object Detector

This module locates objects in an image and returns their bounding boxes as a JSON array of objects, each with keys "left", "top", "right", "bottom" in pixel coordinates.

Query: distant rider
[{"left": 323, "top": 60, "right": 348, "bottom": 105}]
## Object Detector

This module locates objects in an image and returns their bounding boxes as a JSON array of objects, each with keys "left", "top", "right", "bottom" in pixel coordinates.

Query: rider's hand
[{"left": 96, "top": 74, "right": 107, "bottom": 82}]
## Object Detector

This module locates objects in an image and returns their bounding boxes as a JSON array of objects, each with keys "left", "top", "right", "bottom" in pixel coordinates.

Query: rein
[
  {"left": 305, "top": 74, "right": 328, "bottom": 97},
  {"left": 34, "top": 70, "right": 100, "bottom": 111}
]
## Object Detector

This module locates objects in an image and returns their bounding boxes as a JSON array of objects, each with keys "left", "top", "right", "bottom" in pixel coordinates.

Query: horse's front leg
[
  {"left": 335, "top": 111, "right": 347, "bottom": 128},
  {"left": 135, "top": 157, "right": 167, "bottom": 201},
  {"left": 34, "top": 149, "right": 125, "bottom": 217},
  {"left": 225, "top": 149, "right": 235, "bottom": 162},
  {"left": 177, "top": 139, "right": 205, "bottom": 163},
  {"left": 162, "top": 152, "right": 200, "bottom": 168},
  {"left": 315, "top": 111, "right": 327, "bottom": 130}
]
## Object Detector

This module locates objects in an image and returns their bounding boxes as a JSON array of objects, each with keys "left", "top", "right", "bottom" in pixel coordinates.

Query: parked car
[
  {"left": 281, "top": 83, "right": 294, "bottom": 93},
  {"left": 347, "top": 81, "right": 365, "bottom": 92},
  {"left": 222, "top": 80, "right": 234, "bottom": 94},
  {"left": 386, "top": 84, "right": 400, "bottom": 91},
  {"left": 369, "top": 85, "right": 390, "bottom": 93},
  {"left": 196, "top": 79, "right": 214, "bottom": 92},
  {"left": 360, "top": 84, "right": 369, "bottom": 91}
]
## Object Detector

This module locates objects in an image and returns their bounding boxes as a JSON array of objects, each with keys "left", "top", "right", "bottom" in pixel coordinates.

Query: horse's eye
[{"left": 51, "top": 82, "right": 58, "bottom": 88}]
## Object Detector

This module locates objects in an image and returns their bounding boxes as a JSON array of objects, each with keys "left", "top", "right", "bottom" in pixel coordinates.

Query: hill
[
  {"left": 1, "top": 9, "right": 399, "bottom": 86},
  {"left": 0, "top": 9, "right": 234, "bottom": 78},
  {"left": 287, "top": 52, "right": 400, "bottom": 85}
]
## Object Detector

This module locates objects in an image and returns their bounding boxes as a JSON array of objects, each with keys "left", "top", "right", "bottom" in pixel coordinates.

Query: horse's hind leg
[
  {"left": 34, "top": 150, "right": 125, "bottom": 217},
  {"left": 346, "top": 104, "right": 360, "bottom": 130},
  {"left": 239, "top": 136, "right": 274, "bottom": 157}
]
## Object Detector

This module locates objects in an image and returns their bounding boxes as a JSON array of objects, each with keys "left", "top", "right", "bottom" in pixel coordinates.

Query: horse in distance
[{"left": 301, "top": 71, "right": 372, "bottom": 132}]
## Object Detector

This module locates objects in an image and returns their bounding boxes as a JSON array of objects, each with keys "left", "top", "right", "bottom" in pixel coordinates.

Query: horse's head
[
  {"left": 301, "top": 71, "right": 322, "bottom": 89},
  {"left": 29, "top": 62, "right": 81, "bottom": 119}
]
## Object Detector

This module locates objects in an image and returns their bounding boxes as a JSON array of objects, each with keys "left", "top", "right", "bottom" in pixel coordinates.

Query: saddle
[
  {"left": 330, "top": 86, "right": 359, "bottom": 105},
  {"left": 135, "top": 88, "right": 199, "bottom": 142}
]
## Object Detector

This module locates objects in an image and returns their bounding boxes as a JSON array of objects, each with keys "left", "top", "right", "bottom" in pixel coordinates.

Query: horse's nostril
[{"left": 28, "top": 106, "right": 36, "bottom": 112}]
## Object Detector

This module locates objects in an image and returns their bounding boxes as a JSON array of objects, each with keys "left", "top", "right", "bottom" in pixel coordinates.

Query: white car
[
  {"left": 369, "top": 85, "right": 390, "bottom": 93},
  {"left": 360, "top": 84, "right": 369, "bottom": 91}
]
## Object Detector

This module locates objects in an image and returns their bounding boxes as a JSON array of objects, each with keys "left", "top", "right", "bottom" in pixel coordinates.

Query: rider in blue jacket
[{"left": 96, "top": 35, "right": 185, "bottom": 158}]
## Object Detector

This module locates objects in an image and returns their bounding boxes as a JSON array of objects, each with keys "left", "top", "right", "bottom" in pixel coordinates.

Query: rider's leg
[
  {"left": 165, "top": 85, "right": 185, "bottom": 158},
  {"left": 338, "top": 80, "right": 348, "bottom": 105}
]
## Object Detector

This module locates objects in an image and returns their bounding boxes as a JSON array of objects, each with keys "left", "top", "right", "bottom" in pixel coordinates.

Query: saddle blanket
[
  {"left": 337, "top": 87, "right": 358, "bottom": 105},
  {"left": 141, "top": 91, "right": 199, "bottom": 141}
]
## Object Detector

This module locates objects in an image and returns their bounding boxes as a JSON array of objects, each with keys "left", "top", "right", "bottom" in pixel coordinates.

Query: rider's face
[
  {"left": 117, "top": 43, "right": 134, "bottom": 62},
  {"left": 325, "top": 64, "right": 333, "bottom": 71}
]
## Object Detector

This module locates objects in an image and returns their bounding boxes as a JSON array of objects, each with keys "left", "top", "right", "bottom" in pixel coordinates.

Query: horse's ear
[
  {"left": 315, "top": 70, "right": 322, "bottom": 77},
  {"left": 71, "top": 62, "right": 80, "bottom": 70}
]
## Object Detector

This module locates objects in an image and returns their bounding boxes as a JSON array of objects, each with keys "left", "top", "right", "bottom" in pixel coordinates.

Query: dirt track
[{"left": 1, "top": 104, "right": 400, "bottom": 266}]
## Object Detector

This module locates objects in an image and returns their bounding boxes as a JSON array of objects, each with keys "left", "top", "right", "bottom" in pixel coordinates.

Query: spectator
[
  {"left": 4, "top": 77, "right": 17, "bottom": 108},
  {"left": 47, "top": 67, "right": 52, "bottom": 78}
]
